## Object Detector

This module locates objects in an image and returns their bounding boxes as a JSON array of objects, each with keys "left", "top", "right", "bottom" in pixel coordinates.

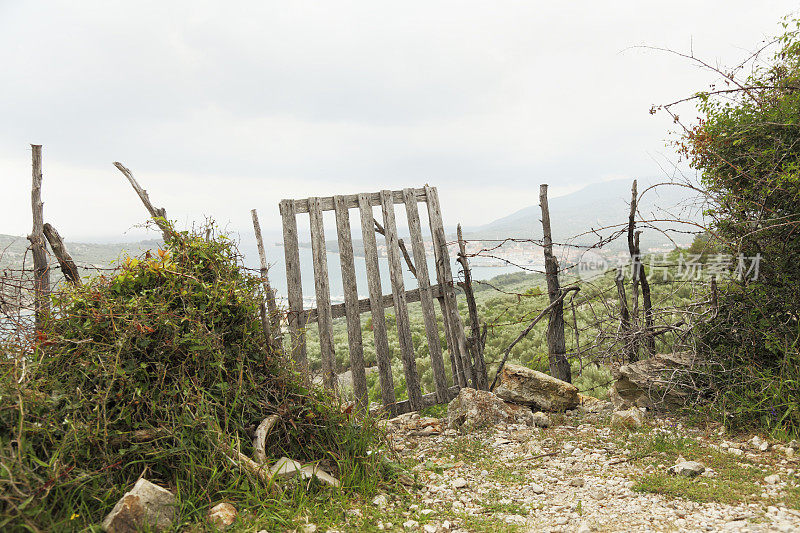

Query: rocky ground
[{"left": 373, "top": 401, "right": 800, "bottom": 533}]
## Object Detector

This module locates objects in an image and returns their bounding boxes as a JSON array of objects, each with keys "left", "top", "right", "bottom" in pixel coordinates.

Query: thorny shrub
[{"left": 0, "top": 225, "right": 384, "bottom": 531}]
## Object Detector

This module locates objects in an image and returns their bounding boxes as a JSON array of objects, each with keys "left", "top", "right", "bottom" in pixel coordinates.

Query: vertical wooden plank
[
  {"left": 334, "top": 195, "right": 368, "bottom": 410},
  {"left": 380, "top": 190, "right": 423, "bottom": 410},
  {"left": 425, "top": 186, "right": 465, "bottom": 387},
  {"left": 438, "top": 296, "right": 459, "bottom": 386},
  {"left": 358, "top": 194, "right": 396, "bottom": 410},
  {"left": 429, "top": 212, "right": 463, "bottom": 387},
  {"left": 425, "top": 186, "right": 475, "bottom": 388},
  {"left": 403, "top": 188, "right": 448, "bottom": 403},
  {"left": 308, "top": 197, "right": 337, "bottom": 392},
  {"left": 279, "top": 199, "right": 307, "bottom": 370}
]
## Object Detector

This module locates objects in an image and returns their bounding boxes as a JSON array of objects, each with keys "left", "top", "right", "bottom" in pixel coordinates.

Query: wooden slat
[
  {"left": 279, "top": 199, "right": 307, "bottom": 370},
  {"left": 403, "top": 187, "right": 449, "bottom": 403},
  {"left": 308, "top": 197, "right": 337, "bottom": 391},
  {"left": 425, "top": 186, "right": 475, "bottom": 388},
  {"left": 387, "top": 386, "right": 461, "bottom": 416},
  {"left": 291, "top": 188, "right": 427, "bottom": 214},
  {"left": 334, "top": 195, "right": 368, "bottom": 410},
  {"left": 437, "top": 296, "right": 459, "bottom": 386},
  {"left": 305, "top": 284, "right": 443, "bottom": 323},
  {"left": 424, "top": 189, "right": 465, "bottom": 387},
  {"left": 380, "top": 190, "right": 423, "bottom": 410},
  {"left": 358, "top": 194, "right": 396, "bottom": 411}
]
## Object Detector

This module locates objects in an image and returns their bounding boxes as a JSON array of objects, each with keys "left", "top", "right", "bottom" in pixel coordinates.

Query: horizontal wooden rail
[
  {"left": 378, "top": 385, "right": 461, "bottom": 416},
  {"left": 288, "top": 189, "right": 427, "bottom": 214},
  {"left": 306, "top": 284, "right": 445, "bottom": 324}
]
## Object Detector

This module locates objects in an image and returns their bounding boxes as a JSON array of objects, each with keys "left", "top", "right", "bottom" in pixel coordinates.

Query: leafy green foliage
[
  {"left": 0, "top": 226, "right": 383, "bottom": 530},
  {"left": 678, "top": 18, "right": 800, "bottom": 437}
]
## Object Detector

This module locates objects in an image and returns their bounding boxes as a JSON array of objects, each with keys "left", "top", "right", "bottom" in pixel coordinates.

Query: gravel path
[{"left": 383, "top": 410, "right": 800, "bottom": 533}]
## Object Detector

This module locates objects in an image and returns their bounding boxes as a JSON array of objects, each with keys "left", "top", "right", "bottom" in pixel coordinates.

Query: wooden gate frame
[{"left": 279, "top": 186, "right": 479, "bottom": 415}]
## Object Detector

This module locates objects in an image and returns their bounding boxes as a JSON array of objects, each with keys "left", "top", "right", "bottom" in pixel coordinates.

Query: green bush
[
  {"left": 0, "top": 226, "right": 383, "bottom": 530},
  {"left": 678, "top": 18, "right": 800, "bottom": 436}
]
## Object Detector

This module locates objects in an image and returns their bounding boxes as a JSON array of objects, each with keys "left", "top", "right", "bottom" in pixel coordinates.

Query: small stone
[
  {"left": 786, "top": 448, "right": 795, "bottom": 459},
  {"left": 372, "top": 494, "right": 389, "bottom": 508},
  {"left": 207, "top": 502, "right": 237, "bottom": 530},
  {"left": 765, "top": 474, "right": 781, "bottom": 484},
  {"left": 667, "top": 461, "right": 706, "bottom": 477},
  {"left": 788, "top": 439, "right": 799, "bottom": 450},
  {"left": 530, "top": 482, "right": 545, "bottom": 494},
  {"left": 451, "top": 477, "right": 468, "bottom": 489},
  {"left": 532, "top": 411, "right": 552, "bottom": 428},
  {"left": 299, "top": 525, "right": 317, "bottom": 533},
  {"left": 101, "top": 478, "right": 176, "bottom": 533},
  {"left": 611, "top": 408, "right": 645, "bottom": 429},
  {"left": 269, "top": 457, "right": 341, "bottom": 487},
  {"left": 423, "top": 526, "right": 437, "bottom": 533},
  {"left": 569, "top": 477, "right": 585, "bottom": 487},
  {"left": 729, "top": 447, "right": 744, "bottom": 456},
  {"left": 724, "top": 520, "right": 748, "bottom": 530},
  {"left": 403, "top": 520, "right": 419, "bottom": 529}
]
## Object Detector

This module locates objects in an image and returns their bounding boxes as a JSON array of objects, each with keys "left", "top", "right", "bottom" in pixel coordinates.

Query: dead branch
[
  {"left": 42, "top": 223, "right": 81, "bottom": 286},
  {"left": 113, "top": 162, "right": 172, "bottom": 242}
]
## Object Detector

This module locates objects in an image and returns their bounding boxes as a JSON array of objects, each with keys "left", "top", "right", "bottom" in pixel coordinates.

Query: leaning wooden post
[
  {"left": 539, "top": 184, "right": 571, "bottom": 383},
  {"left": 251, "top": 209, "right": 283, "bottom": 354},
  {"left": 28, "top": 145, "right": 50, "bottom": 334},
  {"left": 456, "top": 224, "right": 488, "bottom": 390},
  {"left": 113, "top": 162, "right": 172, "bottom": 242},
  {"left": 43, "top": 223, "right": 81, "bottom": 286}
]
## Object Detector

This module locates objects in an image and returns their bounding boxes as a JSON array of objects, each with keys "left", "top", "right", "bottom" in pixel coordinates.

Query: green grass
[{"left": 612, "top": 428, "right": 800, "bottom": 509}]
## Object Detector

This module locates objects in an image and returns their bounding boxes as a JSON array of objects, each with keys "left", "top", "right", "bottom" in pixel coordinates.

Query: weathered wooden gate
[{"left": 279, "top": 186, "right": 483, "bottom": 415}]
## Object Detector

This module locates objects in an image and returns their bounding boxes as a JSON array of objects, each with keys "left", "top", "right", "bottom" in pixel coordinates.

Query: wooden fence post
[
  {"left": 615, "top": 268, "right": 633, "bottom": 362},
  {"left": 627, "top": 180, "right": 654, "bottom": 359},
  {"left": 456, "top": 224, "right": 488, "bottom": 390},
  {"left": 251, "top": 209, "right": 283, "bottom": 354},
  {"left": 539, "top": 184, "right": 571, "bottom": 383},
  {"left": 28, "top": 145, "right": 49, "bottom": 333}
]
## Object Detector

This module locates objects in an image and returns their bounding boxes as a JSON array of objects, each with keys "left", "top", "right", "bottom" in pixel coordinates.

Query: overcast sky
[{"left": 1, "top": 1, "right": 796, "bottom": 241}]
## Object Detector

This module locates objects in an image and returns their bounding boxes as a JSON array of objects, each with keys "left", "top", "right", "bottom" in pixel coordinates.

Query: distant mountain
[{"left": 461, "top": 179, "right": 704, "bottom": 251}]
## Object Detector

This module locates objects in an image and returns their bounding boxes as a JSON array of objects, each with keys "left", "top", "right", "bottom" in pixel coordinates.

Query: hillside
[
  {"left": 461, "top": 179, "right": 704, "bottom": 251},
  {"left": 0, "top": 233, "right": 161, "bottom": 271}
]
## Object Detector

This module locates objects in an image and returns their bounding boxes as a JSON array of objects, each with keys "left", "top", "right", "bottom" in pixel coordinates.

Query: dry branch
[
  {"left": 251, "top": 209, "right": 282, "bottom": 354},
  {"left": 113, "top": 162, "right": 172, "bottom": 242},
  {"left": 489, "top": 286, "right": 579, "bottom": 391},
  {"left": 373, "top": 219, "right": 417, "bottom": 278},
  {"left": 42, "top": 223, "right": 81, "bottom": 286},
  {"left": 457, "top": 223, "right": 488, "bottom": 389}
]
